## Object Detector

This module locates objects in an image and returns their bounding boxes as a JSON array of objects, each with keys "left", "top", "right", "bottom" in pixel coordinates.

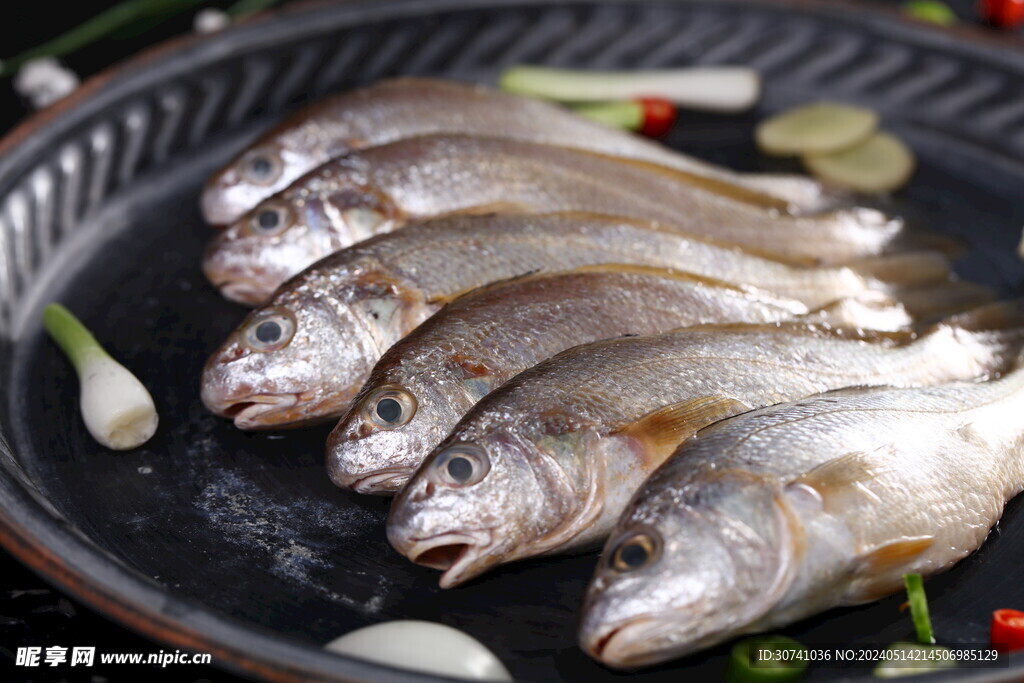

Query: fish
[
  {"left": 332, "top": 273, "right": 993, "bottom": 497},
  {"left": 339, "top": 265, "right": 944, "bottom": 493},
  {"left": 384, "top": 301, "right": 1024, "bottom": 588},
  {"left": 201, "top": 212, "right": 952, "bottom": 429},
  {"left": 202, "top": 134, "right": 919, "bottom": 305},
  {"left": 200, "top": 77, "right": 831, "bottom": 225},
  {"left": 579, "top": 325, "right": 1024, "bottom": 669}
]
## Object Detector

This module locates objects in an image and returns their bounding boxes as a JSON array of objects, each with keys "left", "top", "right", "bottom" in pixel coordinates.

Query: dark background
[{"left": 0, "top": 0, "right": 1021, "bottom": 681}]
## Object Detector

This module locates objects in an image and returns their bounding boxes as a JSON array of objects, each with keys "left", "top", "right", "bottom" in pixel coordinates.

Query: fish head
[
  {"left": 200, "top": 138, "right": 323, "bottom": 225},
  {"left": 326, "top": 358, "right": 478, "bottom": 495},
  {"left": 579, "top": 469, "right": 797, "bottom": 669},
  {"left": 387, "top": 427, "right": 578, "bottom": 588},
  {"left": 202, "top": 168, "right": 401, "bottom": 305},
  {"left": 200, "top": 283, "right": 388, "bottom": 429},
  {"left": 326, "top": 350, "right": 498, "bottom": 495}
]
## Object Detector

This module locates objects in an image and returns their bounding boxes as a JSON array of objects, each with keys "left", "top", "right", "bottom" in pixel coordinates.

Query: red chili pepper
[
  {"left": 979, "top": 0, "right": 1024, "bottom": 28},
  {"left": 991, "top": 609, "right": 1024, "bottom": 652},
  {"left": 638, "top": 97, "right": 677, "bottom": 138}
]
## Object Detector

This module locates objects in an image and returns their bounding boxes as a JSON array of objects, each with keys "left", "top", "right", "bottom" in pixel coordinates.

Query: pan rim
[{"left": 1, "top": 0, "right": 1024, "bottom": 681}]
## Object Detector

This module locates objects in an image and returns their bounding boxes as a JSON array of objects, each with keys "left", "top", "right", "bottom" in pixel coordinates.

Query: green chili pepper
[{"left": 725, "top": 635, "right": 808, "bottom": 683}]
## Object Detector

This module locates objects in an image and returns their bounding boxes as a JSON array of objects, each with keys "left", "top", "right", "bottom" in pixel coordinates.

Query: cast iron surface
[{"left": 1, "top": 0, "right": 1024, "bottom": 680}]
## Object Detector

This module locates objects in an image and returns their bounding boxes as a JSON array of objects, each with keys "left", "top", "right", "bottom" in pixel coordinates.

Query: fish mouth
[
  {"left": 219, "top": 394, "right": 301, "bottom": 429},
  {"left": 211, "top": 278, "right": 273, "bottom": 306},
  {"left": 403, "top": 529, "right": 495, "bottom": 589},
  {"left": 348, "top": 467, "right": 414, "bottom": 495},
  {"left": 200, "top": 182, "right": 244, "bottom": 227},
  {"left": 584, "top": 617, "right": 679, "bottom": 670}
]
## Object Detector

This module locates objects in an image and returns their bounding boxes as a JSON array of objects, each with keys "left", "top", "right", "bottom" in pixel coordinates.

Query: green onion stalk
[{"left": 43, "top": 304, "right": 158, "bottom": 450}]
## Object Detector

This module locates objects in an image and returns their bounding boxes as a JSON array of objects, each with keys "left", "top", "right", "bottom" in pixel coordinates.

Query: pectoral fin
[
  {"left": 615, "top": 396, "right": 751, "bottom": 466},
  {"left": 855, "top": 536, "right": 935, "bottom": 574},
  {"left": 789, "top": 445, "right": 899, "bottom": 512}
]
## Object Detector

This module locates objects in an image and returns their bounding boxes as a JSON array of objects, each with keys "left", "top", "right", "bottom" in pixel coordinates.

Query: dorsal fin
[
  {"left": 430, "top": 263, "right": 763, "bottom": 306},
  {"left": 554, "top": 263, "right": 758, "bottom": 293},
  {"left": 540, "top": 211, "right": 822, "bottom": 266},
  {"left": 428, "top": 269, "right": 543, "bottom": 305},
  {"left": 568, "top": 149, "right": 794, "bottom": 212},
  {"left": 656, "top": 319, "right": 914, "bottom": 344}
]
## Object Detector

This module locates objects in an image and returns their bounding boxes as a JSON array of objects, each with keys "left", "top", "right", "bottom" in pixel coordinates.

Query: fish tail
[
  {"left": 939, "top": 299, "right": 1024, "bottom": 333},
  {"left": 931, "top": 300, "right": 1024, "bottom": 368},
  {"left": 803, "top": 292, "right": 913, "bottom": 332},
  {"left": 890, "top": 228, "right": 964, "bottom": 258},
  {"left": 896, "top": 280, "right": 997, "bottom": 322},
  {"left": 846, "top": 250, "right": 953, "bottom": 289}
]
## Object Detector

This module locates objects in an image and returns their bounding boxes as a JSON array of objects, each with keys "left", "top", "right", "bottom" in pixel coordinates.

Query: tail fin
[
  {"left": 890, "top": 227, "right": 964, "bottom": 258},
  {"left": 938, "top": 299, "right": 1024, "bottom": 334},
  {"left": 846, "top": 251, "right": 952, "bottom": 290},
  {"left": 802, "top": 292, "right": 913, "bottom": 332},
  {"left": 920, "top": 299, "right": 1024, "bottom": 378},
  {"left": 896, "top": 280, "right": 996, "bottom": 322}
]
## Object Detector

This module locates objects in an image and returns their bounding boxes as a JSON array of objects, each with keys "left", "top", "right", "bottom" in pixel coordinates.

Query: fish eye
[
  {"left": 363, "top": 386, "right": 417, "bottom": 429},
  {"left": 248, "top": 203, "right": 292, "bottom": 236},
  {"left": 609, "top": 530, "right": 662, "bottom": 573},
  {"left": 243, "top": 308, "right": 296, "bottom": 352},
  {"left": 243, "top": 151, "right": 282, "bottom": 185},
  {"left": 377, "top": 398, "right": 400, "bottom": 421},
  {"left": 431, "top": 442, "right": 490, "bottom": 487}
]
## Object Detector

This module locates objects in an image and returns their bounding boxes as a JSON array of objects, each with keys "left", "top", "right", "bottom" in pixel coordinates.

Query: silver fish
[
  {"left": 580, "top": 317, "right": 1024, "bottom": 668},
  {"left": 201, "top": 213, "right": 933, "bottom": 429},
  {"left": 202, "top": 134, "right": 912, "bottom": 304},
  {"left": 201, "top": 77, "right": 829, "bottom": 224},
  {"left": 327, "top": 242, "right": 983, "bottom": 493},
  {"left": 384, "top": 302, "right": 1024, "bottom": 588}
]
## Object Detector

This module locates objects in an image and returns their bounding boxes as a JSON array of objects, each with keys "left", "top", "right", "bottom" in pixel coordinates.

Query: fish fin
[
  {"left": 615, "top": 397, "right": 751, "bottom": 464},
  {"left": 922, "top": 299, "right": 1024, "bottom": 372},
  {"left": 845, "top": 251, "right": 952, "bottom": 288},
  {"left": 441, "top": 202, "right": 536, "bottom": 217},
  {"left": 598, "top": 154, "right": 794, "bottom": 212},
  {"left": 428, "top": 269, "right": 543, "bottom": 305},
  {"left": 892, "top": 228, "right": 964, "bottom": 258},
  {"left": 896, "top": 280, "right": 996, "bottom": 322},
  {"left": 933, "top": 298, "right": 1024, "bottom": 333},
  {"left": 790, "top": 446, "right": 898, "bottom": 511},
  {"left": 434, "top": 263, "right": 755, "bottom": 305},
  {"left": 563, "top": 264, "right": 750, "bottom": 290},
  {"left": 854, "top": 536, "right": 935, "bottom": 574},
  {"left": 802, "top": 293, "right": 914, "bottom": 332}
]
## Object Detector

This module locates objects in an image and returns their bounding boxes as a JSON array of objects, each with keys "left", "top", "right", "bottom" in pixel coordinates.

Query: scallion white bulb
[{"left": 43, "top": 304, "right": 158, "bottom": 450}]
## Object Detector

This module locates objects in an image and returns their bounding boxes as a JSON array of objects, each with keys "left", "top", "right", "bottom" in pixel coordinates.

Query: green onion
[
  {"left": 571, "top": 101, "right": 645, "bottom": 131},
  {"left": 902, "top": 1, "right": 958, "bottom": 25},
  {"left": 725, "top": 635, "right": 808, "bottom": 683},
  {"left": 903, "top": 574, "right": 935, "bottom": 644},
  {"left": 873, "top": 643, "right": 955, "bottom": 678},
  {"left": 226, "top": 0, "right": 285, "bottom": 19},
  {"left": 43, "top": 304, "right": 158, "bottom": 450},
  {"left": 499, "top": 65, "right": 760, "bottom": 112},
  {"left": 0, "top": 0, "right": 206, "bottom": 78}
]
